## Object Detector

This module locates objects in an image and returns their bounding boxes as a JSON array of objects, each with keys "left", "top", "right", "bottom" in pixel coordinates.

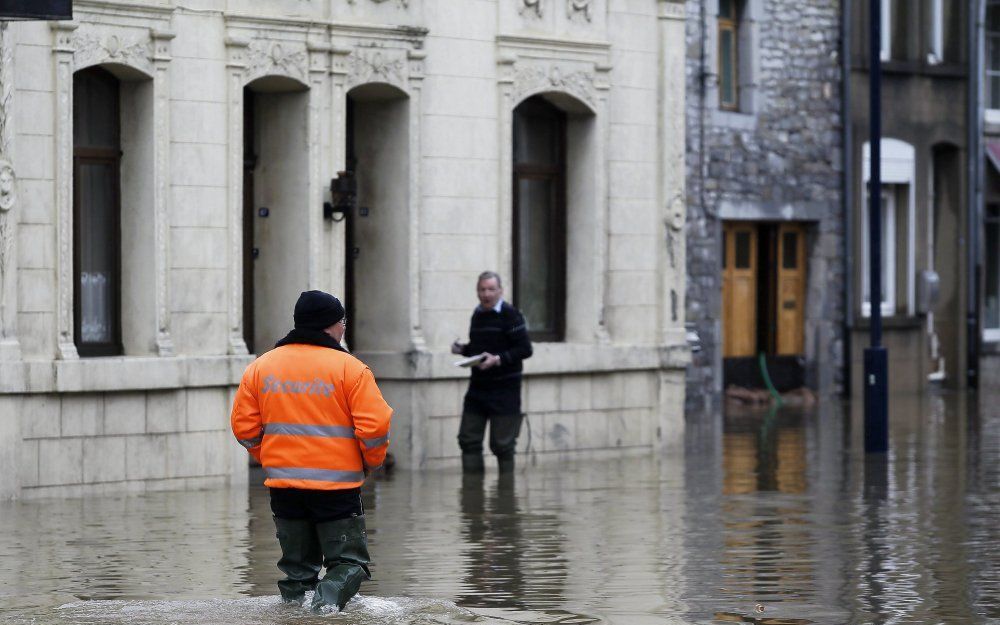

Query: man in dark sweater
[{"left": 451, "top": 271, "right": 533, "bottom": 473}]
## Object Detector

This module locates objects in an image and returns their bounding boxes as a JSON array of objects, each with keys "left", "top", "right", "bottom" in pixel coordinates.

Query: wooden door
[
  {"left": 722, "top": 223, "right": 758, "bottom": 357},
  {"left": 775, "top": 223, "right": 806, "bottom": 355}
]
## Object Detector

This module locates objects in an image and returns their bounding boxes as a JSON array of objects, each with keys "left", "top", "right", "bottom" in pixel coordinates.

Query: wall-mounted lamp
[{"left": 324, "top": 170, "right": 356, "bottom": 222}]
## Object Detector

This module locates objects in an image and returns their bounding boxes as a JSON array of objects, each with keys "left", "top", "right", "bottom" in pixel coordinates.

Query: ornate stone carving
[
  {"left": 659, "top": 0, "right": 685, "bottom": 20},
  {"left": 348, "top": 47, "right": 407, "bottom": 88},
  {"left": 0, "top": 162, "right": 14, "bottom": 213},
  {"left": 513, "top": 62, "right": 596, "bottom": 108},
  {"left": 520, "top": 0, "right": 543, "bottom": 18},
  {"left": 73, "top": 31, "right": 152, "bottom": 71},
  {"left": 568, "top": 0, "right": 592, "bottom": 21},
  {"left": 246, "top": 39, "right": 308, "bottom": 83}
]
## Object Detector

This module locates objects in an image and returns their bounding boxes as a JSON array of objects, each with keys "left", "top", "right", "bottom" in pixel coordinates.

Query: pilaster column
[
  {"left": 328, "top": 44, "right": 351, "bottom": 299},
  {"left": 52, "top": 21, "right": 79, "bottom": 360},
  {"left": 594, "top": 62, "right": 611, "bottom": 344},
  {"left": 496, "top": 53, "right": 516, "bottom": 289},
  {"left": 0, "top": 22, "right": 20, "bottom": 360},
  {"left": 308, "top": 40, "right": 331, "bottom": 291},
  {"left": 152, "top": 28, "right": 175, "bottom": 356},
  {"left": 225, "top": 36, "right": 249, "bottom": 355},
  {"left": 407, "top": 49, "right": 426, "bottom": 352},
  {"left": 658, "top": 0, "right": 687, "bottom": 345}
]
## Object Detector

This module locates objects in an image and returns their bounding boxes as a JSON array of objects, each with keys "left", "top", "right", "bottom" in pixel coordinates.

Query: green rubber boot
[
  {"left": 273, "top": 517, "right": 322, "bottom": 604},
  {"left": 312, "top": 515, "right": 371, "bottom": 611}
]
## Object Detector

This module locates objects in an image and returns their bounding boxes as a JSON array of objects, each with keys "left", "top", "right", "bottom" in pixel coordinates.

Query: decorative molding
[
  {"left": 347, "top": 45, "right": 407, "bottom": 89},
  {"left": 73, "top": 30, "right": 153, "bottom": 73},
  {"left": 512, "top": 61, "right": 598, "bottom": 108},
  {"left": 567, "top": 0, "right": 592, "bottom": 21},
  {"left": 658, "top": 0, "right": 686, "bottom": 20},
  {"left": 520, "top": 0, "right": 543, "bottom": 18},
  {"left": 245, "top": 39, "right": 308, "bottom": 84}
]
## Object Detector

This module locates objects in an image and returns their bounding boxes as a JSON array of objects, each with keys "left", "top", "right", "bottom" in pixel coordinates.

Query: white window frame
[
  {"left": 880, "top": 0, "right": 892, "bottom": 61},
  {"left": 927, "top": 0, "right": 943, "bottom": 64},
  {"left": 862, "top": 139, "right": 916, "bottom": 318},
  {"left": 862, "top": 189, "right": 897, "bottom": 317}
]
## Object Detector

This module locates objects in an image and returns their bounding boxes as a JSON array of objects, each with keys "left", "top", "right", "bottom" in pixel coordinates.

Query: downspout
[
  {"left": 698, "top": 0, "right": 721, "bottom": 396},
  {"left": 842, "top": 0, "right": 854, "bottom": 396},
  {"left": 968, "top": 0, "right": 983, "bottom": 388}
]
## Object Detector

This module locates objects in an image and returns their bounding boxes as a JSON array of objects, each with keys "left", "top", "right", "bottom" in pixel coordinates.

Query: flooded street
[{"left": 2, "top": 392, "right": 999, "bottom": 625}]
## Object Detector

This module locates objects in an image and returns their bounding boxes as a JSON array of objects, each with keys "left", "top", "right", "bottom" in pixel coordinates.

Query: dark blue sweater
[{"left": 461, "top": 302, "right": 533, "bottom": 389}]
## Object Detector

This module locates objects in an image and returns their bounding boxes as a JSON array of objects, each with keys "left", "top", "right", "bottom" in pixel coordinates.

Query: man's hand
[
  {"left": 476, "top": 353, "right": 501, "bottom": 370},
  {"left": 451, "top": 340, "right": 466, "bottom": 355}
]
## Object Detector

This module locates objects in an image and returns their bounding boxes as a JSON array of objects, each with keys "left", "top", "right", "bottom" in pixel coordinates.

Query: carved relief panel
[{"left": 501, "top": 0, "right": 605, "bottom": 39}]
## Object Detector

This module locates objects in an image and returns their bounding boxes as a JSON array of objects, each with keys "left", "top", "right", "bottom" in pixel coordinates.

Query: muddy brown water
[{"left": 1, "top": 392, "right": 998, "bottom": 624}]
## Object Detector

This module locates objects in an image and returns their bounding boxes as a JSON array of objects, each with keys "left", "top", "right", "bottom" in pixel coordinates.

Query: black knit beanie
[{"left": 293, "top": 290, "right": 345, "bottom": 331}]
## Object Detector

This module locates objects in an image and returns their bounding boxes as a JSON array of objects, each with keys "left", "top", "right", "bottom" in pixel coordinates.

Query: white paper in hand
[{"left": 454, "top": 354, "right": 487, "bottom": 367}]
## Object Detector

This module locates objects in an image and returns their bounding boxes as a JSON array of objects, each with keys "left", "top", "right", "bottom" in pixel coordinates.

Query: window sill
[
  {"left": 852, "top": 315, "right": 923, "bottom": 330},
  {"left": 981, "top": 338, "right": 1000, "bottom": 355},
  {"left": 357, "top": 341, "right": 691, "bottom": 381},
  {"left": 852, "top": 59, "right": 967, "bottom": 78},
  {"left": 710, "top": 108, "right": 757, "bottom": 129}
]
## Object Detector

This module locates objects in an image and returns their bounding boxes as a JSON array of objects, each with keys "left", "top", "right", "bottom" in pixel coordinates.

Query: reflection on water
[{"left": 1, "top": 392, "right": 999, "bottom": 624}]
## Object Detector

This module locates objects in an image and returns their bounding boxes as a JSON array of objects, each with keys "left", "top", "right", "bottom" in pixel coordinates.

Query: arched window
[
  {"left": 73, "top": 67, "right": 122, "bottom": 356},
  {"left": 513, "top": 96, "right": 566, "bottom": 342}
]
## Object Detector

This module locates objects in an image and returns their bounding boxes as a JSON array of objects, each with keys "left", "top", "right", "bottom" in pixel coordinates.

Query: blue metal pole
[{"left": 865, "top": 0, "right": 889, "bottom": 453}]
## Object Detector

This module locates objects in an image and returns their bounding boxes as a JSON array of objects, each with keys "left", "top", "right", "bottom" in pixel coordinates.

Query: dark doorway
[
  {"left": 342, "top": 84, "right": 411, "bottom": 354},
  {"left": 242, "top": 87, "right": 256, "bottom": 353},
  {"left": 344, "top": 94, "right": 357, "bottom": 349},
  {"left": 73, "top": 66, "right": 123, "bottom": 357},
  {"left": 512, "top": 96, "right": 567, "bottom": 343}
]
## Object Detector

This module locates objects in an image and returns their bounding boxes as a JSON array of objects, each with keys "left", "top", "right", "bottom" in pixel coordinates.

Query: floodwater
[{"left": 1, "top": 391, "right": 999, "bottom": 625}]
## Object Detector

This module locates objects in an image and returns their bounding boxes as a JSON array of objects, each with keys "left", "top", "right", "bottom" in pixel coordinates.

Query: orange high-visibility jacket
[{"left": 230, "top": 343, "right": 392, "bottom": 490}]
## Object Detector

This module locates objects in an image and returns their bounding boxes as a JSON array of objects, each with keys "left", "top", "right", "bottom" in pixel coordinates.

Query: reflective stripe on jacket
[{"left": 230, "top": 343, "right": 392, "bottom": 490}]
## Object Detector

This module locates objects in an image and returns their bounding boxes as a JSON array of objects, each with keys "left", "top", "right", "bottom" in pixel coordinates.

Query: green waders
[
  {"left": 312, "top": 514, "right": 372, "bottom": 611},
  {"left": 273, "top": 517, "right": 323, "bottom": 604}
]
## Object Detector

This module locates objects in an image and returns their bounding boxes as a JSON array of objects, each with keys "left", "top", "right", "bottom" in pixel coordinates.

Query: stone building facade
[
  {"left": 684, "top": 0, "right": 844, "bottom": 408},
  {"left": 847, "top": 2, "right": 972, "bottom": 395},
  {"left": 0, "top": 0, "right": 689, "bottom": 499}
]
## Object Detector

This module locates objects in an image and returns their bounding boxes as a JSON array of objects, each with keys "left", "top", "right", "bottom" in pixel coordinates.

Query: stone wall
[
  {"left": 684, "top": 0, "right": 844, "bottom": 408},
  {"left": 7, "top": 388, "right": 244, "bottom": 499}
]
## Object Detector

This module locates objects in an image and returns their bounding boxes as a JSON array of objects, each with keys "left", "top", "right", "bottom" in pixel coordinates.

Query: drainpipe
[
  {"left": 968, "top": 0, "right": 983, "bottom": 388},
  {"left": 842, "top": 0, "right": 854, "bottom": 397}
]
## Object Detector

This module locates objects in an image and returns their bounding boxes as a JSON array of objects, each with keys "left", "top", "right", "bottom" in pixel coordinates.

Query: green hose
[{"left": 758, "top": 352, "right": 783, "bottom": 407}]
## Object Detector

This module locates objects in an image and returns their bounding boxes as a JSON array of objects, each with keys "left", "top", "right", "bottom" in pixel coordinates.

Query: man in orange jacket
[{"left": 231, "top": 290, "right": 392, "bottom": 611}]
